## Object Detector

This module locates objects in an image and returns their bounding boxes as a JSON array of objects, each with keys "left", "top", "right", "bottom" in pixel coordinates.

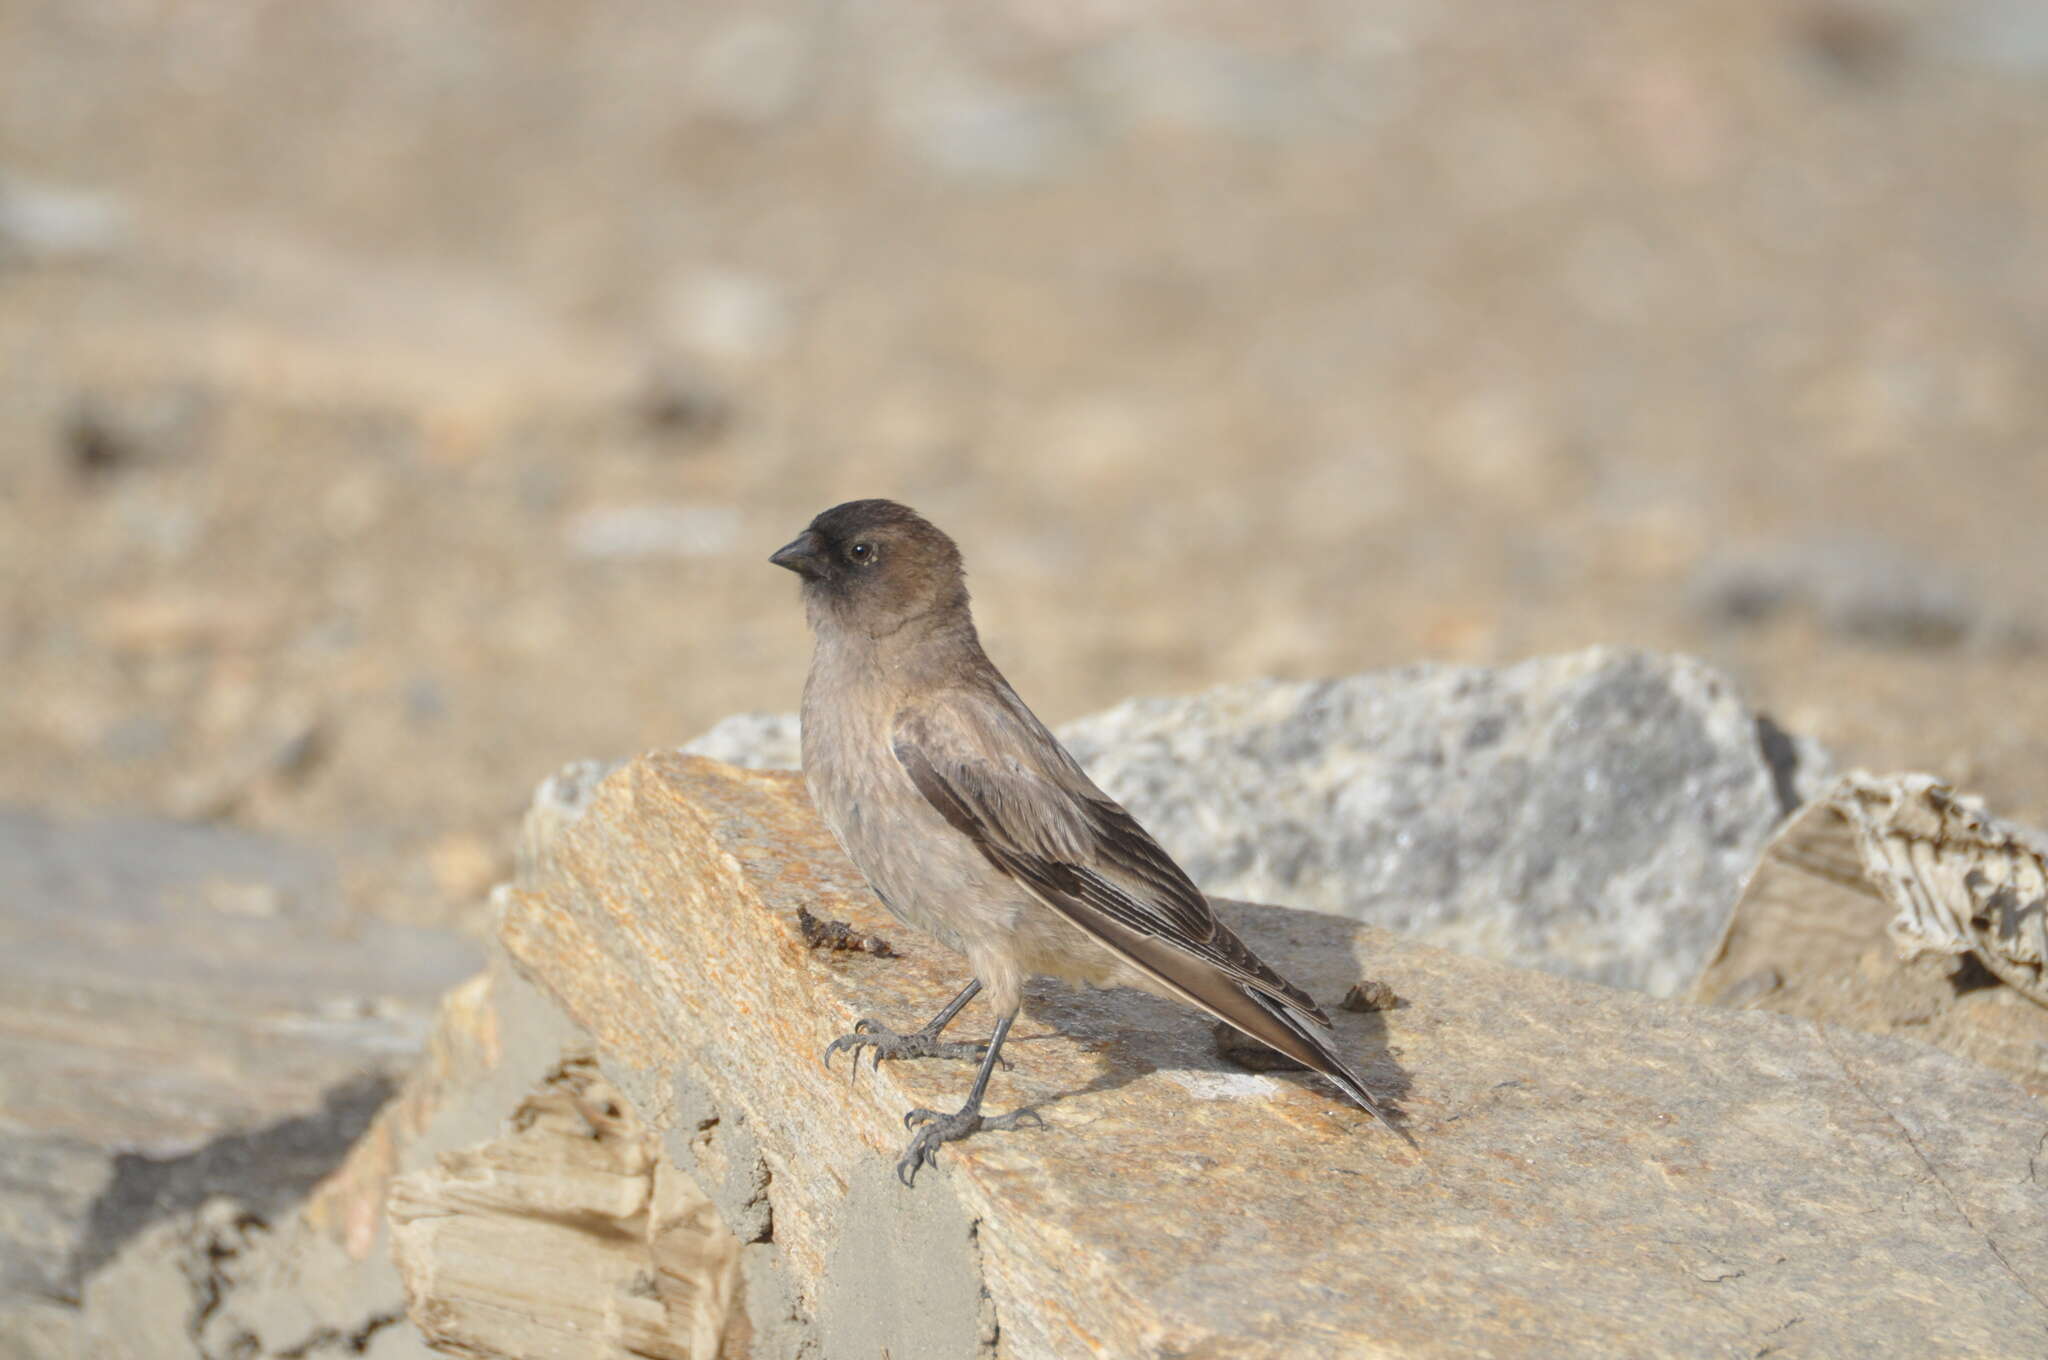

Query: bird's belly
[
  {"left": 811, "top": 765, "right": 1011, "bottom": 953},
  {"left": 1007, "top": 903, "right": 1152, "bottom": 989},
  {"left": 859, "top": 835, "right": 1002, "bottom": 953}
]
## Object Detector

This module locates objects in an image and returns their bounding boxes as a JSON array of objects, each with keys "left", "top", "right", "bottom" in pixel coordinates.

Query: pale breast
[{"left": 800, "top": 663, "right": 1021, "bottom": 957}]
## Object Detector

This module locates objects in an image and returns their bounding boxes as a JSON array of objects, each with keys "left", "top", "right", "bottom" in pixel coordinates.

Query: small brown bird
[{"left": 771, "top": 499, "right": 1405, "bottom": 1185}]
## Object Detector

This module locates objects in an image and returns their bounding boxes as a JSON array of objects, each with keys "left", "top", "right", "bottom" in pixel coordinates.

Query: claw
[
  {"left": 891, "top": 1104, "right": 1040, "bottom": 1188},
  {"left": 895, "top": 1124, "right": 949, "bottom": 1186},
  {"left": 896, "top": 1149, "right": 930, "bottom": 1187},
  {"left": 818, "top": 1019, "right": 998, "bottom": 1076}
]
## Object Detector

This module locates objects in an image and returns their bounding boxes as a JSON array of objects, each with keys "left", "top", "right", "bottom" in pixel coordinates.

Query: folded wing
[{"left": 892, "top": 693, "right": 1408, "bottom": 1140}]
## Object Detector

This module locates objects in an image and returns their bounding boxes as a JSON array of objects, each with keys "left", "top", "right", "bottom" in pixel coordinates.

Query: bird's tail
[
  {"left": 1004, "top": 862, "right": 1417, "bottom": 1146},
  {"left": 1241, "top": 987, "right": 1417, "bottom": 1148}
]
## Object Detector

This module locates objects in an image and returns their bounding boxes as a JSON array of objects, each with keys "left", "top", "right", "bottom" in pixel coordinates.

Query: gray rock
[
  {"left": 1062, "top": 648, "right": 1828, "bottom": 997},
  {"left": 685, "top": 648, "right": 1827, "bottom": 997},
  {"left": 0, "top": 812, "right": 479, "bottom": 1337},
  {"left": 680, "top": 711, "right": 801, "bottom": 771},
  {"left": 516, "top": 757, "right": 622, "bottom": 883},
  {"left": 78, "top": 954, "right": 592, "bottom": 1360}
]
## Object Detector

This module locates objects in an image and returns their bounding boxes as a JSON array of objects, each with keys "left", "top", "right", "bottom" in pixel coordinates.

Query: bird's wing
[
  {"left": 891, "top": 691, "right": 1409, "bottom": 1138},
  {"left": 892, "top": 695, "right": 1317, "bottom": 1014}
]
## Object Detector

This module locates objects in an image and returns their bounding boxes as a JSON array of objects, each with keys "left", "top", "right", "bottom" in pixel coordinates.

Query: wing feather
[
  {"left": 892, "top": 710, "right": 1315, "bottom": 1015},
  {"left": 889, "top": 694, "right": 1410, "bottom": 1141}
]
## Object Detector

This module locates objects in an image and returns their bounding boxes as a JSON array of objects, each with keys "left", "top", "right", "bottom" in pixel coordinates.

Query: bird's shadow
[{"left": 1005, "top": 899, "right": 1413, "bottom": 1132}]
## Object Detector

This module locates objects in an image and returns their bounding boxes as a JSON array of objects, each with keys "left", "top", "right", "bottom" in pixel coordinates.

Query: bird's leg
[
  {"left": 822, "top": 979, "right": 1006, "bottom": 1072},
  {"left": 896, "top": 1008, "right": 1043, "bottom": 1187}
]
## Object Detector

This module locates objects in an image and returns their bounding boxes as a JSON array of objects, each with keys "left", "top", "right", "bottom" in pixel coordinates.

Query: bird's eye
[{"left": 848, "top": 542, "right": 876, "bottom": 565}]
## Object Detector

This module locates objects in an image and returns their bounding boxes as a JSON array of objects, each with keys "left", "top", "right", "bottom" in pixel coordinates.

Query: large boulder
[{"left": 443, "top": 750, "right": 2048, "bottom": 1358}]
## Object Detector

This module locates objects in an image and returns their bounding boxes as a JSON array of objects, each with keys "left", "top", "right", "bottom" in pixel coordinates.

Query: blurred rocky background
[{"left": 4, "top": 0, "right": 2048, "bottom": 1354}]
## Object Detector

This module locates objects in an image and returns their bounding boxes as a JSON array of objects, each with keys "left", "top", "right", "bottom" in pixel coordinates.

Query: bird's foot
[
  {"left": 822, "top": 1019, "right": 1006, "bottom": 1074},
  {"left": 895, "top": 1104, "right": 1044, "bottom": 1187}
]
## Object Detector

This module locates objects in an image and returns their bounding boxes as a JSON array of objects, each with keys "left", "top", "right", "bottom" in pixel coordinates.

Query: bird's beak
[{"left": 769, "top": 530, "right": 827, "bottom": 580}]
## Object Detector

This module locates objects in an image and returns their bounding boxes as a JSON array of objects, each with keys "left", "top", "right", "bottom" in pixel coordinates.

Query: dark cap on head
[{"left": 770, "top": 499, "right": 968, "bottom": 631}]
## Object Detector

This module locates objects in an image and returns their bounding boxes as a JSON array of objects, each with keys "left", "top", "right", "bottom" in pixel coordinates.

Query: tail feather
[
  {"left": 1068, "top": 903, "right": 1416, "bottom": 1146},
  {"left": 992, "top": 851, "right": 1416, "bottom": 1146},
  {"left": 1242, "top": 987, "right": 1417, "bottom": 1148}
]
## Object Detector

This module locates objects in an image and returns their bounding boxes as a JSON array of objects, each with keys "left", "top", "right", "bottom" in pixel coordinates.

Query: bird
[{"left": 769, "top": 499, "right": 1407, "bottom": 1185}]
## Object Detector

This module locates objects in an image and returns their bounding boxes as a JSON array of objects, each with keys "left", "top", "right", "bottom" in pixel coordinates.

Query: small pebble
[{"left": 1341, "top": 979, "right": 1401, "bottom": 1013}]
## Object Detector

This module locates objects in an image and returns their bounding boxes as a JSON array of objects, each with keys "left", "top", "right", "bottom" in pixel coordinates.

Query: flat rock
[
  {"left": 492, "top": 753, "right": 2048, "bottom": 1359},
  {"left": 0, "top": 811, "right": 479, "bottom": 1330},
  {"left": 77, "top": 960, "right": 593, "bottom": 1360},
  {"left": 685, "top": 647, "right": 1829, "bottom": 997}
]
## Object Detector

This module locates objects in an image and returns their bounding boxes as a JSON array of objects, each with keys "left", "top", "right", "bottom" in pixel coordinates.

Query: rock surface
[
  {"left": 1697, "top": 773, "right": 2048, "bottom": 1100},
  {"left": 680, "top": 713, "right": 801, "bottom": 772},
  {"left": 480, "top": 751, "right": 2048, "bottom": 1358},
  {"left": 0, "top": 812, "right": 479, "bottom": 1354},
  {"left": 388, "top": 1057, "right": 741, "bottom": 1359},
  {"left": 683, "top": 648, "right": 1829, "bottom": 997},
  {"left": 74, "top": 953, "right": 624, "bottom": 1360}
]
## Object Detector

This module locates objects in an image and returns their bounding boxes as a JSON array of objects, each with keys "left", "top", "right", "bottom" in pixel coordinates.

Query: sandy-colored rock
[
  {"left": 1696, "top": 772, "right": 2048, "bottom": 1099},
  {"left": 491, "top": 752, "right": 2048, "bottom": 1358},
  {"left": 389, "top": 1058, "right": 740, "bottom": 1359},
  {"left": 0, "top": 1297, "right": 81, "bottom": 1360}
]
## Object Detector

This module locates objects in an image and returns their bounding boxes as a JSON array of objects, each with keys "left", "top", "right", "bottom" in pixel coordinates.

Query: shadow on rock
[
  {"left": 70, "top": 1071, "right": 394, "bottom": 1294},
  {"left": 1010, "top": 898, "right": 1414, "bottom": 1130}
]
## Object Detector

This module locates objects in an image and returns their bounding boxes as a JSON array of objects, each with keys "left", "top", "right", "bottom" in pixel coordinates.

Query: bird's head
[{"left": 770, "top": 499, "right": 969, "bottom": 635}]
